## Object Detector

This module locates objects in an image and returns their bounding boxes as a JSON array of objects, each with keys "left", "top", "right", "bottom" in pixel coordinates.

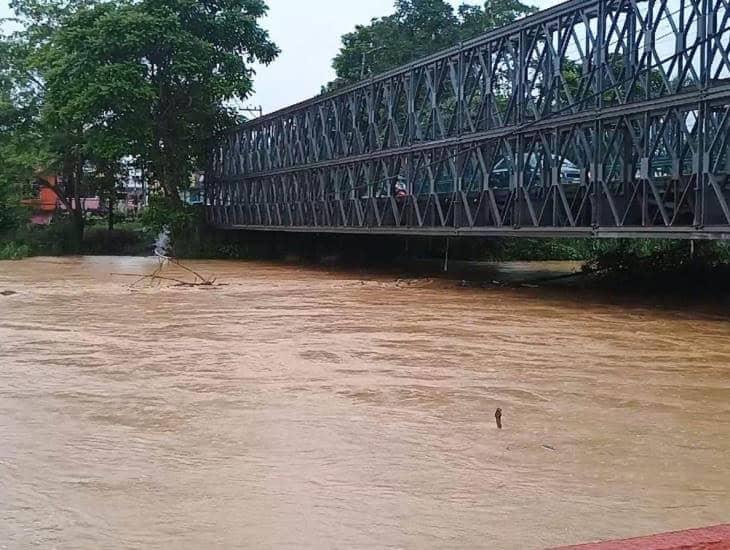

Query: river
[{"left": 0, "top": 257, "right": 728, "bottom": 549}]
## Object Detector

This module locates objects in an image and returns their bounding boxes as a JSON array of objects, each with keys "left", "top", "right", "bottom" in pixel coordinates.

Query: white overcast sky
[{"left": 0, "top": 0, "right": 558, "bottom": 114}]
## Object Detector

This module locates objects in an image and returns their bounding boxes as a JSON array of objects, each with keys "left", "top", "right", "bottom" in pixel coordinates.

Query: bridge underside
[
  {"left": 207, "top": 0, "right": 730, "bottom": 240},
  {"left": 212, "top": 223, "right": 730, "bottom": 240}
]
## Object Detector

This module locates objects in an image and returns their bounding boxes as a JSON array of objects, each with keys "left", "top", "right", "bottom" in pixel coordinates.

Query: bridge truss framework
[{"left": 206, "top": 0, "right": 730, "bottom": 239}]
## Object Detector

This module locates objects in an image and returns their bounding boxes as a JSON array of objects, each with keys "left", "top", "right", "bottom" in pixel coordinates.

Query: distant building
[
  {"left": 22, "top": 164, "right": 203, "bottom": 225},
  {"left": 118, "top": 163, "right": 147, "bottom": 215},
  {"left": 20, "top": 174, "right": 60, "bottom": 225},
  {"left": 22, "top": 173, "right": 124, "bottom": 225},
  {"left": 183, "top": 172, "right": 205, "bottom": 205}
]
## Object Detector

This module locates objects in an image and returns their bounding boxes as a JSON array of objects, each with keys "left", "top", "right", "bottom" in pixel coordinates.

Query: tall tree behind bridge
[{"left": 327, "top": 0, "right": 536, "bottom": 91}]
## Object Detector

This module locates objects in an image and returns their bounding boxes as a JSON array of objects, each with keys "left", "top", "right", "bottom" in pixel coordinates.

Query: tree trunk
[
  {"left": 71, "top": 158, "right": 85, "bottom": 248},
  {"left": 164, "top": 181, "right": 184, "bottom": 207},
  {"left": 71, "top": 207, "right": 85, "bottom": 246},
  {"left": 108, "top": 196, "right": 114, "bottom": 231}
]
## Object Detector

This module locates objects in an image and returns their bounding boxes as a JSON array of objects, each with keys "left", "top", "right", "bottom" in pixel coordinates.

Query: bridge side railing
[
  {"left": 206, "top": 0, "right": 730, "bottom": 236},
  {"left": 206, "top": 88, "right": 730, "bottom": 234},
  {"left": 212, "top": 0, "right": 729, "bottom": 178}
]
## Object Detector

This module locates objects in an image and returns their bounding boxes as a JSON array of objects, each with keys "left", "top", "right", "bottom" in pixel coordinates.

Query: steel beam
[{"left": 206, "top": 0, "right": 730, "bottom": 240}]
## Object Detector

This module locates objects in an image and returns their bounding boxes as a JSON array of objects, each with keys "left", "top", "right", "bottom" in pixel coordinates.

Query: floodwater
[{"left": 0, "top": 257, "right": 729, "bottom": 549}]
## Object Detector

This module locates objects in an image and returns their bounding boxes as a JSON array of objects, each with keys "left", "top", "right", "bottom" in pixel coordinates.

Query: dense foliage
[
  {"left": 0, "top": 37, "right": 38, "bottom": 237},
  {"left": 0, "top": 0, "right": 278, "bottom": 246},
  {"left": 36, "top": 0, "right": 279, "bottom": 203},
  {"left": 327, "top": 0, "right": 536, "bottom": 90}
]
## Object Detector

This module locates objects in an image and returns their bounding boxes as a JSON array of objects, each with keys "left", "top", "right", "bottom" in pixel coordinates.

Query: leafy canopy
[
  {"left": 0, "top": 35, "right": 48, "bottom": 234},
  {"left": 1, "top": 0, "right": 278, "bottom": 231},
  {"left": 328, "top": 0, "right": 536, "bottom": 90},
  {"left": 33, "top": 0, "right": 279, "bottom": 201}
]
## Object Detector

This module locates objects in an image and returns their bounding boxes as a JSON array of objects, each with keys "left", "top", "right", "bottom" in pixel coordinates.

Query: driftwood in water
[{"left": 113, "top": 255, "right": 218, "bottom": 288}]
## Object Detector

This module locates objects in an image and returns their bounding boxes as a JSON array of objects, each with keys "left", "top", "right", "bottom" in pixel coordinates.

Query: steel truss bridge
[{"left": 206, "top": 0, "right": 730, "bottom": 239}]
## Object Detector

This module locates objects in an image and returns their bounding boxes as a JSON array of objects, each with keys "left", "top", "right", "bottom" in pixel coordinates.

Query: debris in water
[
  {"left": 542, "top": 444, "right": 556, "bottom": 451},
  {"left": 112, "top": 242, "right": 219, "bottom": 289},
  {"left": 114, "top": 259, "right": 218, "bottom": 288},
  {"left": 495, "top": 408, "right": 503, "bottom": 429},
  {"left": 1, "top": 290, "right": 17, "bottom": 297}
]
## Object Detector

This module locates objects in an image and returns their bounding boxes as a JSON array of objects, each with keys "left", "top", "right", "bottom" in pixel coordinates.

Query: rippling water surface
[{"left": 1, "top": 257, "right": 729, "bottom": 549}]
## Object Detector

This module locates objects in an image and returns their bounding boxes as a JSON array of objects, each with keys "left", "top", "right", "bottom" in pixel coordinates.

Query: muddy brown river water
[{"left": 0, "top": 256, "right": 729, "bottom": 549}]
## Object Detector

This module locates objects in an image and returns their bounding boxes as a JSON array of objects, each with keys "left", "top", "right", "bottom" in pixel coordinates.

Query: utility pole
[
  {"left": 241, "top": 105, "right": 264, "bottom": 118},
  {"left": 360, "top": 46, "right": 385, "bottom": 79}
]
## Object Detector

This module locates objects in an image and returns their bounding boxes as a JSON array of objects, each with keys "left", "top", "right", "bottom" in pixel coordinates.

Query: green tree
[
  {"left": 2, "top": 0, "right": 128, "bottom": 243},
  {"left": 458, "top": 0, "right": 538, "bottom": 38},
  {"left": 35, "top": 0, "right": 279, "bottom": 207},
  {"left": 327, "top": 0, "right": 535, "bottom": 90},
  {"left": 2, "top": 0, "right": 278, "bottom": 246},
  {"left": 86, "top": 158, "right": 122, "bottom": 231},
  {"left": 0, "top": 35, "right": 46, "bottom": 237}
]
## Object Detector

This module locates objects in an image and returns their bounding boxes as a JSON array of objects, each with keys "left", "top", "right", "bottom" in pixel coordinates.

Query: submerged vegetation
[
  {"left": 0, "top": 217, "right": 153, "bottom": 259},
  {"left": 582, "top": 239, "right": 730, "bottom": 289}
]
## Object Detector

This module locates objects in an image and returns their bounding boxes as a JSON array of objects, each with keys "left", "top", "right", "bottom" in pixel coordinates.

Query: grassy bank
[{"left": 0, "top": 218, "right": 153, "bottom": 260}]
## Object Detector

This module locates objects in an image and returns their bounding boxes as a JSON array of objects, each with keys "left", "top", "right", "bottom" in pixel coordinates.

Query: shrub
[
  {"left": 82, "top": 227, "right": 148, "bottom": 256},
  {"left": 140, "top": 196, "right": 197, "bottom": 236},
  {"left": 0, "top": 241, "right": 32, "bottom": 260},
  {"left": 14, "top": 220, "right": 81, "bottom": 256}
]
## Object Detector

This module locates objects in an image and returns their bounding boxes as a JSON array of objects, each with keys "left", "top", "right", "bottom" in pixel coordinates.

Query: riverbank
[
  {"left": 3, "top": 220, "right": 730, "bottom": 295},
  {"left": 0, "top": 219, "right": 153, "bottom": 260},
  {"left": 187, "top": 229, "right": 730, "bottom": 295}
]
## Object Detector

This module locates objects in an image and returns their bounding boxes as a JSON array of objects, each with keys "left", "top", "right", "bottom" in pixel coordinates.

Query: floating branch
[{"left": 113, "top": 254, "right": 218, "bottom": 288}]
